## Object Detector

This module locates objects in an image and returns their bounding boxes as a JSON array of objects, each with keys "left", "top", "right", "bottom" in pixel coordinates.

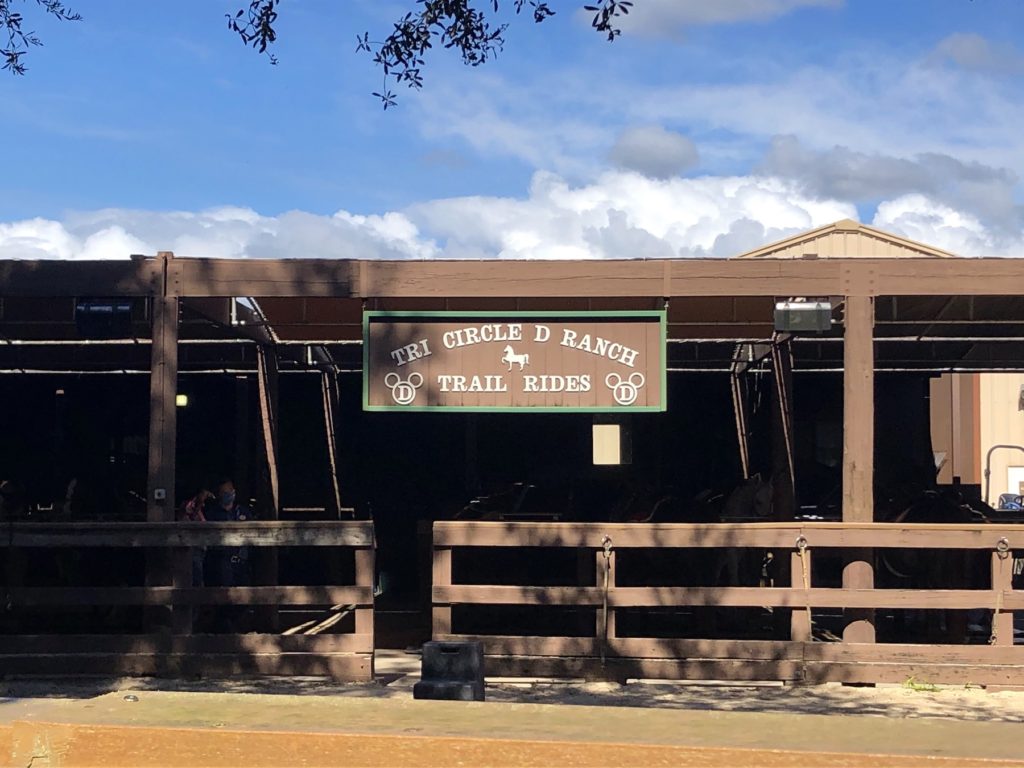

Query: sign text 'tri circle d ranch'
[{"left": 364, "top": 312, "right": 666, "bottom": 411}]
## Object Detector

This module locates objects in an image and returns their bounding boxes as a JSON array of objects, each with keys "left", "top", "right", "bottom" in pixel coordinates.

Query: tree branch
[{"left": 1, "top": 0, "right": 80, "bottom": 75}]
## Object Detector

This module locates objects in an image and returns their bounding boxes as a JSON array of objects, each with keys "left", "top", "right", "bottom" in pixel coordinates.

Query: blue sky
[{"left": 3, "top": 0, "right": 1024, "bottom": 259}]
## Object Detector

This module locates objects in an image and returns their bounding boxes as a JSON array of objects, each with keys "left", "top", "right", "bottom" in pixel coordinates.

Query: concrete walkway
[
  {"left": 4, "top": 689, "right": 1024, "bottom": 766},
  {"left": 3, "top": 651, "right": 1024, "bottom": 766}
]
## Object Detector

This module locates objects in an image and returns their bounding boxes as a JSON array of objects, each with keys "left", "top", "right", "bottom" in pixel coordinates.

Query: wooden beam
[
  {"left": 7, "top": 520, "right": 375, "bottom": 548},
  {"left": 164, "top": 256, "right": 1024, "bottom": 298},
  {"left": 842, "top": 295, "right": 875, "bottom": 643},
  {"left": 433, "top": 584, "right": 1024, "bottom": 610},
  {"left": 7, "top": 256, "right": 1024, "bottom": 299},
  {"left": 321, "top": 370, "right": 343, "bottom": 517},
  {"left": 255, "top": 344, "right": 281, "bottom": 629},
  {"left": 0, "top": 259, "right": 162, "bottom": 297},
  {"left": 0, "top": 633, "right": 373, "bottom": 655},
  {"left": 771, "top": 338, "right": 796, "bottom": 519},
  {"left": 729, "top": 370, "right": 750, "bottom": 478},
  {"left": 434, "top": 635, "right": 1024, "bottom": 665},
  {"left": 256, "top": 344, "right": 281, "bottom": 518},
  {"left": 483, "top": 656, "right": 803, "bottom": 682},
  {"left": 147, "top": 252, "right": 178, "bottom": 520},
  {"left": 6, "top": 585, "right": 372, "bottom": 607},
  {"left": 0, "top": 652, "right": 373, "bottom": 680},
  {"left": 432, "top": 521, "right": 1024, "bottom": 550}
]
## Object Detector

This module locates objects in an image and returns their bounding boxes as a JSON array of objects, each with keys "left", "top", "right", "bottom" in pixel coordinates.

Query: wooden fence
[
  {"left": 432, "top": 521, "right": 1023, "bottom": 686},
  {"left": 1, "top": 521, "right": 375, "bottom": 680}
]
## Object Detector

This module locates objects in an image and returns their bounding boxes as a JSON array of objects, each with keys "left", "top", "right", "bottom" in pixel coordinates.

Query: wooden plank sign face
[{"left": 363, "top": 311, "right": 666, "bottom": 411}]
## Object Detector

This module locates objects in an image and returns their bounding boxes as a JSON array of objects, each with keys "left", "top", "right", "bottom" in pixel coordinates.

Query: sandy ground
[{"left": 3, "top": 649, "right": 1024, "bottom": 725}]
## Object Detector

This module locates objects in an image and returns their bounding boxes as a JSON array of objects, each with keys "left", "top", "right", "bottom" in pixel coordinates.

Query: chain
[
  {"left": 600, "top": 535, "right": 613, "bottom": 666},
  {"left": 990, "top": 537, "right": 1010, "bottom": 645},
  {"left": 795, "top": 535, "right": 811, "bottom": 636}
]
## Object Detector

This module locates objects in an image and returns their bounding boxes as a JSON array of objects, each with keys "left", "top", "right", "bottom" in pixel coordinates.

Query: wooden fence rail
[
  {"left": 432, "top": 521, "right": 1022, "bottom": 686},
  {"left": 1, "top": 521, "right": 375, "bottom": 680}
]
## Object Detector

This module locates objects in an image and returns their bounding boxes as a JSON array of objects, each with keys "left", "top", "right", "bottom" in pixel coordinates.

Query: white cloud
[
  {"left": 0, "top": 172, "right": 855, "bottom": 261},
  {"left": 609, "top": 126, "right": 699, "bottom": 179},
  {"left": 872, "top": 194, "right": 1024, "bottom": 257},
  {"left": 5, "top": 172, "right": 1024, "bottom": 263},
  {"left": 608, "top": 0, "right": 843, "bottom": 36},
  {"left": 401, "top": 170, "right": 855, "bottom": 258},
  {"left": 1, "top": 206, "right": 438, "bottom": 261}
]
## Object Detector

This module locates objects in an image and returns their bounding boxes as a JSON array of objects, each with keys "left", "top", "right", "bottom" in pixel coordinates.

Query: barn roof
[{"left": 734, "top": 219, "right": 959, "bottom": 260}]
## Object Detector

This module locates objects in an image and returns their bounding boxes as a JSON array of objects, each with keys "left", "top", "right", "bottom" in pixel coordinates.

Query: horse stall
[{"left": 1, "top": 234, "right": 1023, "bottom": 686}]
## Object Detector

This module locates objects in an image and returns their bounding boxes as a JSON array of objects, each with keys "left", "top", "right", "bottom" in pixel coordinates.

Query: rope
[
  {"left": 795, "top": 536, "right": 811, "bottom": 637},
  {"left": 600, "top": 535, "right": 613, "bottom": 666},
  {"left": 990, "top": 537, "right": 1011, "bottom": 645}
]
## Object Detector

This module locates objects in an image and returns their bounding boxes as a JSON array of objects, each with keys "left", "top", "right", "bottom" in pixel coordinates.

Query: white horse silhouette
[{"left": 501, "top": 344, "right": 530, "bottom": 372}]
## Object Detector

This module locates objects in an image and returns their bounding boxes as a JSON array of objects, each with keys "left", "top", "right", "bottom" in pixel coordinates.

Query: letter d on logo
[{"left": 534, "top": 324, "right": 551, "bottom": 343}]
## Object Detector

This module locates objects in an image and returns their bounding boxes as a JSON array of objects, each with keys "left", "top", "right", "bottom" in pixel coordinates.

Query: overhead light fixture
[
  {"left": 774, "top": 300, "right": 832, "bottom": 333},
  {"left": 175, "top": 394, "right": 189, "bottom": 407}
]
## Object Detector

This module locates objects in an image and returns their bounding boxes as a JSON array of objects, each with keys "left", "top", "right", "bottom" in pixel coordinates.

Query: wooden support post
[
  {"left": 991, "top": 550, "right": 1013, "bottom": 646},
  {"left": 321, "top": 370, "right": 342, "bottom": 518},
  {"left": 842, "top": 295, "right": 876, "bottom": 644},
  {"left": 147, "top": 252, "right": 178, "bottom": 522},
  {"left": 146, "top": 252, "right": 180, "bottom": 632},
  {"left": 355, "top": 547, "right": 376, "bottom": 669},
  {"left": 790, "top": 550, "right": 812, "bottom": 642},
  {"left": 432, "top": 543, "right": 452, "bottom": 636}
]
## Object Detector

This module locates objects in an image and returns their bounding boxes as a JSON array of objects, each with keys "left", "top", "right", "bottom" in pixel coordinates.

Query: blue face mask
[{"left": 220, "top": 490, "right": 236, "bottom": 507}]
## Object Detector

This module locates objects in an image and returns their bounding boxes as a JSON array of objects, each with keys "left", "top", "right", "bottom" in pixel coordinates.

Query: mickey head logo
[
  {"left": 605, "top": 372, "right": 645, "bottom": 406},
  {"left": 384, "top": 372, "right": 424, "bottom": 405}
]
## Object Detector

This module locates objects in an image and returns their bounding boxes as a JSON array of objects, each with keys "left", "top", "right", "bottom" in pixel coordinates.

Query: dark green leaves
[{"left": 2, "top": 0, "right": 81, "bottom": 75}]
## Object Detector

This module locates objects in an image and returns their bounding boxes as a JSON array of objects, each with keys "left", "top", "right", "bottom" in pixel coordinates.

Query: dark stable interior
[{"left": 3, "top": 366, "right": 968, "bottom": 645}]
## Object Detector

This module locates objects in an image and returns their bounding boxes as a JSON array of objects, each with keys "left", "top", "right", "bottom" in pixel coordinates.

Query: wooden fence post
[
  {"left": 991, "top": 548, "right": 1013, "bottom": 645},
  {"left": 595, "top": 548, "right": 616, "bottom": 646},
  {"left": 790, "top": 548, "right": 812, "bottom": 642},
  {"left": 432, "top": 541, "right": 452, "bottom": 636},
  {"left": 355, "top": 545, "right": 376, "bottom": 673}
]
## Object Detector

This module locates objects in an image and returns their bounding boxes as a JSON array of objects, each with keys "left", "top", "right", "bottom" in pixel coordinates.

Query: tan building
[
  {"left": 735, "top": 219, "right": 1024, "bottom": 506},
  {"left": 933, "top": 372, "right": 1024, "bottom": 504}
]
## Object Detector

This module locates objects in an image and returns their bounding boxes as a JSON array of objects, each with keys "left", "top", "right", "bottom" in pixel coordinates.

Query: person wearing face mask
[{"left": 204, "top": 478, "right": 255, "bottom": 631}]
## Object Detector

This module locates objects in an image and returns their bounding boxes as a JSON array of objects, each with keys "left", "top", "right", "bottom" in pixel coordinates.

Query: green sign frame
[{"left": 362, "top": 310, "right": 667, "bottom": 413}]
